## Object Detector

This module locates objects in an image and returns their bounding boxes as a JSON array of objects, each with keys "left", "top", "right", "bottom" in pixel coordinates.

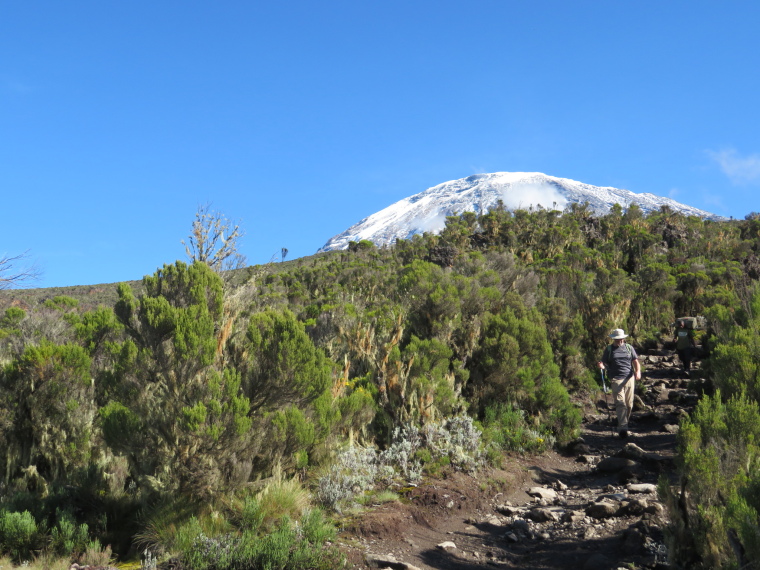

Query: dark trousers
[{"left": 676, "top": 347, "right": 692, "bottom": 370}]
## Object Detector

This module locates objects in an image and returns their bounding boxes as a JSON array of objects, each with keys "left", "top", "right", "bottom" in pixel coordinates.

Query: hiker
[
  {"left": 598, "top": 328, "right": 641, "bottom": 438},
  {"left": 674, "top": 320, "right": 696, "bottom": 374}
]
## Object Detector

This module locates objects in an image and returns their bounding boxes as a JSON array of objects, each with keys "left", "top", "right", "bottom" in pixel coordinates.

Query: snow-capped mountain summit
[{"left": 319, "top": 172, "right": 725, "bottom": 252}]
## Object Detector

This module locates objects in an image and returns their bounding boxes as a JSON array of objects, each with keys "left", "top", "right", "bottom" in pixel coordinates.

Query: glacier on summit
[{"left": 319, "top": 172, "right": 725, "bottom": 252}]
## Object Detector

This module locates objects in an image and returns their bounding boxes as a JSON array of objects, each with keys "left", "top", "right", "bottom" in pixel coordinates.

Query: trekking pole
[{"left": 600, "top": 370, "right": 614, "bottom": 433}]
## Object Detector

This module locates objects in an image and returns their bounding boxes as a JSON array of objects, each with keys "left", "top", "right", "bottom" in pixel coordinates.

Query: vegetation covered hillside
[{"left": 2, "top": 204, "right": 760, "bottom": 569}]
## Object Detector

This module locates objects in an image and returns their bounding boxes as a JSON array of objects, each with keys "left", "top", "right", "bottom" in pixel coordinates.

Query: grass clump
[{"left": 135, "top": 474, "right": 343, "bottom": 570}]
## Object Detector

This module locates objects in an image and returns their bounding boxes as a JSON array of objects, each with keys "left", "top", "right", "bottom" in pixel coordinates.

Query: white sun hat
[{"left": 609, "top": 328, "right": 628, "bottom": 339}]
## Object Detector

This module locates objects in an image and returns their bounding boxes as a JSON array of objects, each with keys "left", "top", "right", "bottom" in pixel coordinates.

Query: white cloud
[
  {"left": 417, "top": 212, "right": 448, "bottom": 234},
  {"left": 707, "top": 148, "right": 760, "bottom": 185},
  {"left": 500, "top": 182, "right": 568, "bottom": 211}
]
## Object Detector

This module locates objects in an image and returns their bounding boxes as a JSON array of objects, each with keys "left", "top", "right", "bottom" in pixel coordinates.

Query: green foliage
[
  {"left": 100, "top": 401, "right": 144, "bottom": 452},
  {"left": 335, "top": 374, "right": 377, "bottom": 441},
  {"left": 705, "top": 284, "right": 760, "bottom": 402},
  {"left": 230, "top": 513, "right": 341, "bottom": 570},
  {"left": 468, "top": 294, "right": 580, "bottom": 444},
  {"left": 479, "top": 403, "right": 550, "bottom": 454},
  {"left": 0, "top": 509, "right": 41, "bottom": 562},
  {"left": 71, "top": 306, "right": 123, "bottom": 355},
  {"left": 107, "top": 261, "right": 252, "bottom": 499},
  {"left": 395, "top": 335, "right": 456, "bottom": 424},
  {"left": 0, "top": 306, "right": 25, "bottom": 340},
  {"left": 665, "top": 391, "right": 760, "bottom": 567},
  {"left": 242, "top": 309, "right": 332, "bottom": 413},
  {"left": 678, "top": 286, "right": 760, "bottom": 568},
  {"left": 175, "top": 481, "right": 341, "bottom": 570},
  {"left": 2, "top": 341, "right": 94, "bottom": 482},
  {"left": 134, "top": 500, "right": 223, "bottom": 558},
  {"left": 43, "top": 296, "right": 79, "bottom": 311},
  {"left": 474, "top": 299, "right": 551, "bottom": 410},
  {"left": 348, "top": 239, "right": 375, "bottom": 252},
  {"left": 50, "top": 509, "right": 90, "bottom": 557},
  {"left": 238, "top": 309, "right": 336, "bottom": 471},
  {"left": 629, "top": 261, "right": 678, "bottom": 341}
]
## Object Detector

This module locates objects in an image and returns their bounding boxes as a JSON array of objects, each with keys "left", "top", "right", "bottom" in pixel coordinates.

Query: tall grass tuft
[
  {"left": 133, "top": 499, "right": 229, "bottom": 558},
  {"left": 166, "top": 474, "right": 342, "bottom": 570},
  {"left": 252, "top": 467, "right": 311, "bottom": 530}
]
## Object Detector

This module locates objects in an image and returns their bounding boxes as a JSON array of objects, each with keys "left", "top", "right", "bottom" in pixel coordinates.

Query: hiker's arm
[
  {"left": 633, "top": 358, "right": 641, "bottom": 380},
  {"left": 598, "top": 346, "right": 608, "bottom": 370}
]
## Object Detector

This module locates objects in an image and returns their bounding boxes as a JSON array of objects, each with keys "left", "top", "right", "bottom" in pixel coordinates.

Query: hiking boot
[{"left": 619, "top": 429, "right": 629, "bottom": 439}]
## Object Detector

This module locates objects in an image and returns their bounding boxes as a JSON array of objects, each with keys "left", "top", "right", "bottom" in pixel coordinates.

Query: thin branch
[{"left": 0, "top": 250, "right": 41, "bottom": 290}]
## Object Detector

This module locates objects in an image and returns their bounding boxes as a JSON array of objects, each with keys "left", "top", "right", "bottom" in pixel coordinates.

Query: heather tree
[
  {"left": 102, "top": 261, "right": 252, "bottom": 498},
  {"left": 1, "top": 341, "right": 94, "bottom": 484}
]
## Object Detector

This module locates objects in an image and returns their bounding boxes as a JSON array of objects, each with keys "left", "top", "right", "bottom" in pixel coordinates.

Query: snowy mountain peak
[{"left": 318, "top": 172, "right": 726, "bottom": 252}]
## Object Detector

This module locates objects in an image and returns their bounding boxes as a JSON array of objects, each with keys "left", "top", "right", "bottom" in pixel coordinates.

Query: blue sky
[{"left": 2, "top": 1, "right": 759, "bottom": 288}]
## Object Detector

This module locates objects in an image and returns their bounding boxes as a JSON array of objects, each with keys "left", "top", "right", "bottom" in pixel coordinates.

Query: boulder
[
  {"left": 562, "top": 510, "right": 586, "bottom": 524},
  {"left": 585, "top": 500, "right": 619, "bottom": 519},
  {"left": 365, "top": 554, "right": 399, "bottom": 569},
  {"left": 494, "top": 504, "right": 526, "bottom": 516},
  {"left": 528, "top": 507, "right": 562, "bottom": 523},
  {"left": 618, "top": 443, "right": 650, "bottom": 461},
  {"left": 627, "top": 483, "right": 657, "bottom": 494},
  {"left": 620, "top": 497, "right": 649, "bottom": 516},
  {"left": 577, "top": 455, "right": 599, "bottom": 465},
  {"left": 528, "top": 486, "right": 558, "bottom": 501},
  {"left": 596, "top": 457, "right": 638, "bottom": 473},
  {"left": 645, "top": 502, "right": 665, "bottom": 517},
  {"left": 597, "top": 492, "right": 626, "bottom": 502}
]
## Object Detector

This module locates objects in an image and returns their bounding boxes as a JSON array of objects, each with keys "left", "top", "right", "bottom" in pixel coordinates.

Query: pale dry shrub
[{"left": 79, "top": 542, "right": 113, "bottom": 567}]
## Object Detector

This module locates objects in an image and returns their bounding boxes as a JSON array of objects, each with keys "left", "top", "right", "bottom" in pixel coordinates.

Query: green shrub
[
  {"left": 468, "top": 297, "right": 580, "bottom": 445},
  {"left": 50, "top": 509, "right": 90, "bottom": 557},
  {"left": 665, "top": 391, "right": 760, "bottom": 567},
  {"left": 479, "top": 403, "right": 549, "bottom": 454},
  {"left": 0, "top": 509, "right": 42, "bottom": 562}
]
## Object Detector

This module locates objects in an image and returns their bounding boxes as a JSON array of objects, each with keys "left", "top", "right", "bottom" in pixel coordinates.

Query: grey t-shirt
[{"left": 602, "top": 342, "right": 638, "bottom": 380}]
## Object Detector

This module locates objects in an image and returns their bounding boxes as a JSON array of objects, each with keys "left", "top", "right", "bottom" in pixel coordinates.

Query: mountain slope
[{"left": 319, "top": 172, "right": 725, "bottom": 252}]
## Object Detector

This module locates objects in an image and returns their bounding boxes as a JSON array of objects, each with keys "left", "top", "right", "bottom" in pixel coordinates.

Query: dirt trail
[{"left": 340, "top": 347, "right": 694, "bottom": 570}]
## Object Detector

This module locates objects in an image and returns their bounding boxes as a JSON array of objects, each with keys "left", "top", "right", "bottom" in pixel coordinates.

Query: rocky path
[{"left": 342, "top": 348, "right": 696, "bottom": 570}]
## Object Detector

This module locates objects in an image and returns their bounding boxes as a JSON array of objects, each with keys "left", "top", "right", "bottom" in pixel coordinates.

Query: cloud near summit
[
  {"left": 708, "top": 148, "right": 760, "bottom": 185},
  {"left": 500, "top": 182, "right": 568, "bottom": 211}
]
